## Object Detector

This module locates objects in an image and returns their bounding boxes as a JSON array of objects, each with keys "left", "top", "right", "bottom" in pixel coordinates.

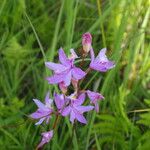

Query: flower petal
[
  {"left": 74, "top": 110, "right": 87, "bottom": 124},
  {"left": 73, "top": 93, "right": 85, "bottom": 106},
  {"left": 45, "top": 92, "right": 53, "bottom": 107},
  {"left": 37, "top": 130, "right": 53, "bottom": 149},
  {"left": 70, "top": 110, "right": 76, "bottom": 123},
  {"left": 95, "top": 103, "right": 99, "bottom": 113},
  {"left": 72, "top": 67, "right": 86, "bottom": 80},
  {"left": 87, "top": 90, "right": 104, "bottom": 101},
  {"left": 30, "top": 111, "right": 41, "bottom": 119},
  {"left": 33, "top": 99, "right": 46, "bottom": 110},
  {"left": 61, "top": 106, "right": 71, "bottom": 116},
  {"left": 69, "top": 49, "right": 78, "bottom": 59},
  {"left": 63, "top": 70, "right": 72, "bottom": 86},
  {"left": 90, "top": 48, "right": 95, "bottom": 62},
  {"left": 59, "top": 48, "right": 70, "bottom": 66},
  {"left": 105, "top": 61, "right": 115, "bottom": 69},
  {"left": 75, "top": 105, "right": 94, "bottom": 113},
  {"left": 46, "top": 73, "right": 65, "bottom": 84},
  {"left": 45, "top": 62, "right": 67, "bottom": 73},
  {"left": 96, "top": 48, "right": 108, "bottom": 62},
  {"left": 54, "top": 93, "right": 65, "bottom": 110},
  {"left": 30, "top": 110, "right": 50, "bottom": 119},
  {"left": 35, "top": 117, "right": 46, "bottom": 125},
  {"left": 90, "top": 61, "right": 108, "bottom": 72},
  {"left": 90, "top": 48, "right": 115, "bottom": 72}
]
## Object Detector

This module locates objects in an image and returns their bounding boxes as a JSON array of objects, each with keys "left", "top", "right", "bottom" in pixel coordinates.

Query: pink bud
[
  {"left": 71, "top": 78, "right": 78, "bottom": 91},
  {"left": 59, "top": 82, "right": 67, "bottom": 94},
  {"left": 82, "top": 32, "right": 92, "bottom": 54}
]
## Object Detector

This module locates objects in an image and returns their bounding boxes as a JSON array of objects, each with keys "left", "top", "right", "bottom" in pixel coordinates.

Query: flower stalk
[{"left": 30, "top": 32, "right": 115, "bottom": 149}]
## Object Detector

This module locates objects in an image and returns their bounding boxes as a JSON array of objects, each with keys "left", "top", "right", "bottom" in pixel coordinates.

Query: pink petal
[
  {"left": 72, "top": 67, "right": 86, "bottom": 80},
  {"left": 30, "top": 110, "right": 50, "bottom": 119},
  {"left": 35, "top": 117, "right": 46, "bottom": 125},
  {"left": 73, "top": 93, "right": 85, "bottom": 106},
  {"left": 95, "top": 103, "right": 99, "bottom": 113},
  {"left": 87, "top": 90, "right": 104, "bottom": 101},
  {"left": 75, "top": 105, "right": 94, "bottom": 113},
  {"left": 33, "top": 99, "right": 46, "bottom": 110},
  {"left": 37, "top": 130, "right": 53, "bottom": 149},
  {"left": 37, "top": 139, "right": 46, "bottom": 149},
  {"left": 90, "top": 62, "right": 107, "bottom": 72},
  {"left": 63, "top": 70, "right": 72, "bottom": 86},
  {"left": 74, "top": 110, "right": 87, "bottom": 124},
  {"left": 45, "top": 62, "right": 67, "bottom": 73},
  {"left": 45, "top": 92, "right": 53, "bottom": 106},
  {"left": 69, "top": 49, "right": 78, "bottom": 59},
  {"left": 90, "top": 48, "right": 95, "bottom": 62},
  {"left": 70, "top": 110, "right": 76, "bottom": 123},
  {"left": 59, "top": 48, "right": 70, "bottom": 66},
  {"left": 46, "top": 73, "right": 65, "bottom": 84},
  {"left": 61, "top": 106, "right": 71, "bottom": 116},
  {"left": 54, "top": 93, "right": 65, "bottom": 110},
  {"left": 96, "top": 48, "right": 108, "bottom": 62}
]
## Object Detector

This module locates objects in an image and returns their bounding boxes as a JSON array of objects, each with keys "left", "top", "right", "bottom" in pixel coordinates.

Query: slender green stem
[{"left": 97, "top": 0, "right": 106, "bottom": 47}]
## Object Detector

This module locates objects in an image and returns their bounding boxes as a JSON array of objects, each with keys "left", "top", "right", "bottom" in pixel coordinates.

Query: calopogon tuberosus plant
[{"left": 30, "top": 33, "right": 115, "bottom": 149}]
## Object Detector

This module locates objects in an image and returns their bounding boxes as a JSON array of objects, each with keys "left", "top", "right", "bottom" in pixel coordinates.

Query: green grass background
[{"left": 0, "top": 0, "right": 150, "bottom": 150}]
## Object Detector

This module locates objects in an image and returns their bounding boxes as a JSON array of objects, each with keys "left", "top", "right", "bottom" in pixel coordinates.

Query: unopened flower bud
[
  {"left": 37, "top": 130, "right": 53, "bottom": 149},
  {"left": 59, "top": 82, "right": 67, "bottom": 94},
  {"left": 71, "top": 78, "right": 78, "bottom": 91},
  {"left": 82, "top": 32, "right": 92, "bottom": 55}
]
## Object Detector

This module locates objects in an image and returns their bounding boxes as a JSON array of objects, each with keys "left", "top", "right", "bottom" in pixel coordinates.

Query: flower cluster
[{"left": 30, "top": 33, "right": 115, "bottom": 149}]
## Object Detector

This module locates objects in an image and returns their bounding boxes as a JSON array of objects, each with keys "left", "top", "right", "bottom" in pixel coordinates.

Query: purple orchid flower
[
  {"left": 37, "top": 130, "right": 53, "bottom": 149},
  {"left": 90, "top": 48, "right": 115, "bottom": 72},
  {"left": 30, "top": 92, "right": 53, "bottom": 125},
  {"left": 45, "top": 48, "right": 86, "bottom": 87},
  {"left": 82, "top": 32, "right": 92, "bottom": 55},
  {"left": 61, "top": 93, "right": 94, "bottom": 124},
  {"left": 87, "top": 90, "right": 104, "bottom": 112}
]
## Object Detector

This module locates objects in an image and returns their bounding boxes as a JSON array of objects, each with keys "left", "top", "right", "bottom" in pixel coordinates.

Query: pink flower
[
  {"left": 90, "top": 48, "right": 115, "bottom": 72},
  {"left": 87, "top": 90, "right": 104, "bottom": 112},
  {"left": 37, "top": 130, "right": 53, "bottom": 149},
  {"left": 61, "top": 93, "right": 94, "bottom": 124},
  {"left": 45, "top": 48, "right": 86, "bottom": 87},
  {"left": 30, "top": 92, "right": 53, "bottom": 125}
]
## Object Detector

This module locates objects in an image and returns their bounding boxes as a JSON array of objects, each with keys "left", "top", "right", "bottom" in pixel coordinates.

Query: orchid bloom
[
  {"left": 87, "top": 90, "right": 104, "bottom": 112},
  {"left": 62, "top": 93, "right": 94, "bottom": 124},
  {"left": 30, "top": 92, "right": 53, "bottom": 125},
  {"left": 45, "top": 48, "right": 86, "bottom": 87},
  {"left": 37, "top": 130, "right": 53, "bottom": 149},
  {"left": 90, "top": 48, "right": 115, "bottom": 72}
]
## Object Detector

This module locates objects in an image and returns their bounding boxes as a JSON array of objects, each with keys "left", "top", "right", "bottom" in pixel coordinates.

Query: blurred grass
[{"left": 0, "top": 0, "right": 150, "bottom": 150}]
